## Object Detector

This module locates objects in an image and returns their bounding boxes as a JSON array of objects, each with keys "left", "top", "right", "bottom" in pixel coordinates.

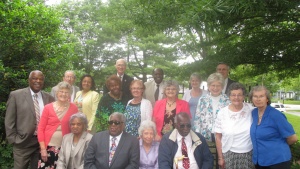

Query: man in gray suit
[
  {"left": 51, "top": 70, "right": 80, "bottom": 102},
  {"left": 144, "top": 68, "right": 166, "bottom": 107},
  {"left": 84, "top": 112, "right": 139, "bottom": 169},
  {"left": 216, "top": 62, "right": 237, "bottom": 96},
  {"left": 5, "top": 70, "right": 55, "bottom": 169}
]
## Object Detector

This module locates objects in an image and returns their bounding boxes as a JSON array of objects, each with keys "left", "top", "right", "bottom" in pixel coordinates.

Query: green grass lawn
[
  {"left": 285, "top": 113, "right": 300, "bottom": 135},
  {"left": 273, "top": 100, "right": 300, "bottom": 105}
]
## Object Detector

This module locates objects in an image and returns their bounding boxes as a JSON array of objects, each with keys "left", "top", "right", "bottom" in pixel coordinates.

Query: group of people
[{"left": 4, "top": 60, "right": 298, "bottom": 169}]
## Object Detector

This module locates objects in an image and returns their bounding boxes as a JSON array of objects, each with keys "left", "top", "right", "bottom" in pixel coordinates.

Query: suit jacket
[
  {"left": 84, "top": 130, "right": 140, "bottom": 169},
  {"left": 51, "top": 85, "right": 80, "bottom": 102},
  {"left": 158, "top": 129, "right": 214, "bottom": 169},
  {"left": 143, "top": 80, "right": 166, "bottom": 107},
  {"left": 74, "top": 90, "right": 100, "bottom": 130},
  {"left": 57, "top": 132, "right": 93, "bottom": 169},
  {"left": 5, "top": 87, "right": 54, "bottom": 146},
  {"left": 103, "top": 73, "right": 134, "bottom": 99},
  {"left": 224, "top": 78, "right": 236, "bottom": 96},
  {"left": 153, "top": 98, "right": 191, "bottom": 137}
]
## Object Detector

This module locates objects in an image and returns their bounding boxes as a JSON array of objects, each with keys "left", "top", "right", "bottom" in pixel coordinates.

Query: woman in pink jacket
[
  {"left": 153, "top": 80, "right": 191, "bottom": 141},
  {"left": 38, "top": 81, "right": 78, "bottom": 168}
]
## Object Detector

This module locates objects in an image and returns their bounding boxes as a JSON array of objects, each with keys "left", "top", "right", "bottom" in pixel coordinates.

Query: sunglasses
[
  {"left": 179, "top": 124, "right": 191, "bottom": 129},
  {"left": 108, "top": 121, "right": 123, "bottom": 125}
]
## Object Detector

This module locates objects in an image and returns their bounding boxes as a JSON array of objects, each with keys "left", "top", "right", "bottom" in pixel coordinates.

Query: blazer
[
  {"left": 74, "top": 90, "right": 100, "bottom": 130},
  {"left": 158, "top": 129, "right": 214, "bottom": 169},
  {"left": 84, "top": 130, "right": 140, "bottom": 169},
  {"left": 57, "top": 132, "right": 93, "bottom": 169},
  {"left": 224, "top": 78, "right": 236, "bottom": 96},
  {"left": 51, "top": 85, "right": 80, "bottom": 102},
  {"left": 153, "top": 98, "right": 191, "bottom": 137},
  {"left": 5, "top": 87, "right": 55, "bottom": 146},
  {"left": 38, "top": 103, "right": 78, "bottom": 147},
  {"left": 143, "top": 80, "right": 166, "bottom": 107},
  {"left": 103, "top": 73, "right": 134, "bottom": 99}
]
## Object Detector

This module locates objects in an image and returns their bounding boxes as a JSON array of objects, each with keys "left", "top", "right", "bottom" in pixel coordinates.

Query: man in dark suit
[
  {"left": 103, "top": 59, "right": 134, "bottom": 99},
  {"left": 216, "top": 62, "right": 237, "bottom": 96},
  {"left": 51, "top": 70, "right": 80, "bottom": 102},
  {"left": 5, "top": 70, "right": 55, "bottom": 169},
  {"left": 84, "top": 112, "right": 139, "bottom": 169}
]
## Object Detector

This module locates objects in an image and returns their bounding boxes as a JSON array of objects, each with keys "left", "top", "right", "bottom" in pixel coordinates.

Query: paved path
[{"left": 284, "top": 104, "right": 300, "bottom": 116}]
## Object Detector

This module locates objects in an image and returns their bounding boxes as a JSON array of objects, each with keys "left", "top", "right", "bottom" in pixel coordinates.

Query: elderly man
[
  {"left": 51, "top": 70, "right": 80, "bottom": 102},
  {"left": 216, "top": 62, "right": 237, "bottom": 96},
  {"left": 144, "top": 68, "right": 166, "bottom": 107},
  {"left": 5, "top": 70, "right": 55, "bottom": 169},
  {"left": 158, "top": 112, "right": 214, "bottom": 169},
  {"left": 103, "top": 59, "right": 134, "bottom": 99},
  {"left": 84, "top": 112, "right": 140, "bottom": 169}
]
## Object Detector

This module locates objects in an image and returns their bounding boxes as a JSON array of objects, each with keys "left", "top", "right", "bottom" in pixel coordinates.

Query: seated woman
[
  {"left": 138, "top": 120, "right": 159, "bottom": 169},
  {"left": 94, "top": 75, "right": 130, "bottom": 132},
  {"left": 215, "top": 83, "right": 254, "bottom": 169},
  {"left": 124, "top": 80, "right": 153, "bottom": 137},
  {"left": 57, "top": 113, "right": 93, "bottom": 169},
  {"left": 38, "top": 82, "right": 78, "bottom": 169},
  {"left": 74, "top": 74, "right": 100, "bottom": 132},
  {"left": 153, "top": 80, "right": 191, "bottom": 141}
]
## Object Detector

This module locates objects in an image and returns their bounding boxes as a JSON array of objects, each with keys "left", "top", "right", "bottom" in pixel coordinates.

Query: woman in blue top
[{"left": 249, "top": 86, "right": 298, "bottom": 169}]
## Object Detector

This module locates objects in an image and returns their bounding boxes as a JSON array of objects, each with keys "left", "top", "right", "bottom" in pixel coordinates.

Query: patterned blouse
[
  {"left": 94, "top": 93, "right": 129, "bottom": 132},
  {"left": 124, "top": 102, "right": 141, "bottom": 137},
  {"left": 193, "top": 93, "right": 230, "bottom": 141},
  {"left": 161, "top": 108, "right": 176, "bottom": 135}
]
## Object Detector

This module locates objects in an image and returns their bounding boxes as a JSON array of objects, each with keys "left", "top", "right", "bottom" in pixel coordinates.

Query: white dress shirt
[{"left": 173, "top": 133, "right": 199, "bottom": 169}]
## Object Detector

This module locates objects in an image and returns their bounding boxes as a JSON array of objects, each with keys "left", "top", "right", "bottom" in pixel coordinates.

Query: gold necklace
[
  {"left": 166, "top": 101, "right": 176, "bottom": 107},
  {"left": 54, "top": 102, "right": 68, "bottom": 113}
]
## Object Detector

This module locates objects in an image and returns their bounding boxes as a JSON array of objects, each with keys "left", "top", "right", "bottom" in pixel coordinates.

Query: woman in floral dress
[{"left": 124, "top": 80, "right": 152, "bottom": 137}]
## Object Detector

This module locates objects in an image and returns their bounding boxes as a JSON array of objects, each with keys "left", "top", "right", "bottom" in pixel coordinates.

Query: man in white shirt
[
  {"left": 51, "top": 70, "right": 79, "bottom": 102},
  {"left": 158, "top": 112, "right": 214, "bottom": 169},
  {"left": 144, "top": 68, "right": 166, "bottom": 107},
  {"left": 216, "top": 62, "right": 237, "bottom": 96}
]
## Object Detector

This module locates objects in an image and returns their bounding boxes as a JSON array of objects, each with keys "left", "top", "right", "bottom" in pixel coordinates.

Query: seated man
[
  {"left": 158, "top": 112, "right": 214, "bottom": 169},
  {"left": 84, "top": 112, "right": 140, "bottom": 169}
]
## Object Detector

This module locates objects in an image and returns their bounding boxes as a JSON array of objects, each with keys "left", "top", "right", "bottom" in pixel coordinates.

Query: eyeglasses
[
  {"left": 108, "top": 121, "right": 123, "bottom": 125},
  {"left": 210, "top": 84, "right": 222, "bottom": 88},
  {"left": 131, "top": 88, "right": 143, "bottom": 91},
  {"left": 253, "top": 95, "right": 265, "bottom": 99},
  {"left": 179, "top": 124, "right": 191, "bottom": 129},
  {"left": 58, "top": 91, "right": 70, "bottom": 95},
  {"left": 65, "top": 76, "right": 75, "bottom": 79},
  {"left": 230, "top": 94, "right": 243, "bottom": 98},
  {"left": 166, "top": 88, "right": 177, "bottom": 91}
]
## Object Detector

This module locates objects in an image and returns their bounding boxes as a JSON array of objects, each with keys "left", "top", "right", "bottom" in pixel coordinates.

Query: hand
[
  {"left": 154, "top": 135, "right": 161, "bottom": 142},
  {"left": 40, "top": 149, "right": 48, "bottom": 162},
  {"left": 218, "top": 158, "right": 225, "bottom": 169}
]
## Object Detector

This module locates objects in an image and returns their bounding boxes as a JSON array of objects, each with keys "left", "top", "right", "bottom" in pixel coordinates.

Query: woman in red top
[
  {"left": 38, "top": 81, "right": 78, "bottom": 168},
  {"left": 153, "top": 80, "right": 190, "bottom": 141}
]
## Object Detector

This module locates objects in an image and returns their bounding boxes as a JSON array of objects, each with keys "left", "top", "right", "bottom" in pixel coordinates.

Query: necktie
[
  {"left": 33, "top": 94, "right": 40, "bottom": 135},
  {"left": 109, "top": 137, "right": 117, "bottom": 165},
  {"left": 182, "top": 137, "right": 190, "bottom": 169},
  {"left": 154, "top": 84, "right": 159, "bottom": 101}
]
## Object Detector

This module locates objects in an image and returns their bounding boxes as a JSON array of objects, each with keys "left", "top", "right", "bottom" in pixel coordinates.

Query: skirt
[
  {"left": 38, "top": 146, "right": 60, "bottom": 169},
  {"left": 223, "top": 150, "right": 254, "bottom": 169}
]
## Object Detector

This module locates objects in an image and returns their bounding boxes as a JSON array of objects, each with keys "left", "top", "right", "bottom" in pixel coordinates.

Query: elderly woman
[
  {"left": 38, "top": 82, "right": 78, "bottom": 168},
  {"left": 249, "top": 86, "right": 298, "bottom": 169},
  {"left": 95, "top": 74, "right": 130, "bottom": 132},
  {"left": 124, "top": 80, "right": 153, "bottom": 137},
  {"left": 193, "top": 72, "right": 230, "bottom": 141},
  {"left": 74, "top": 74, "right": 100, "bottom": 132},
  {"left": 57, "top": 113, "right": 93, "bottom": 169},
  {"left": 215, "top": 83, "right": 254, "bottom": 169},
  {"left": 138, "top": 120, "right": 159, "bottom": 169},
  {"left": 153, "top": 80, "right": 191, "bottom": 141},
  {"left": 182, "top": 72, "right": 208, "bottom": 125}
]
